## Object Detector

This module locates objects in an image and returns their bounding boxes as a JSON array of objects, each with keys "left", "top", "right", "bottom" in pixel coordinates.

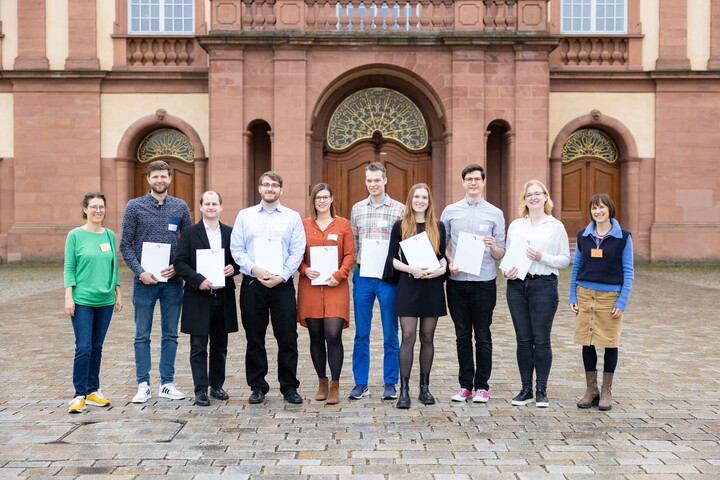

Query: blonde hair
[
  {"left": 401, "top": 183, "right": 441, "bottom": 254},
  {"left": 518, "top": 179, "right": 554, "bottom": 217}
]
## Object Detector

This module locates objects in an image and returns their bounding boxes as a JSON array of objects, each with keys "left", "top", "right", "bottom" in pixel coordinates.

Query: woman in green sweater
[{"left": 64, "top": 192, "right": 122, "bottom": 413}]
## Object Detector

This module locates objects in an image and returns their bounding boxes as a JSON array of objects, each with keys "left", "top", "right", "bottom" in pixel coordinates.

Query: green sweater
[{"left": 64, "top": 227, "right": 120, "bottom": 307}]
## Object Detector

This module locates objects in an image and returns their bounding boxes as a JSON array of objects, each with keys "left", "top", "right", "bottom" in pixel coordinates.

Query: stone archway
[
  {"left": 550, "top": 110, "right": 640, "bottom": 240},
  {"left": 115, "top": 109, "right": 207, "bottom": 220},
  {"left": 310, "top": 68, "right": 447, "bottom": 215}
]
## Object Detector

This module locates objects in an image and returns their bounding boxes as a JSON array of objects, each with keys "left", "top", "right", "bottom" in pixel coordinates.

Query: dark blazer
[{"left": 175, "top": 220, "right": 240, "bottom": 335}]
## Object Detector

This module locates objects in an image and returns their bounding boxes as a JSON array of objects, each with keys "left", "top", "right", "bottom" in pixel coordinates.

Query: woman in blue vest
[{"left": 569, "top": 193, "right": 634, "bottom": 411}]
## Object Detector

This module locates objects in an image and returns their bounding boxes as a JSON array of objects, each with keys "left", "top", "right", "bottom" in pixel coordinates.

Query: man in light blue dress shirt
[
  {"left": 441, "top": 164, "right": 505, "bottom": 404},
  {"left": 230, "top": 171, "right": 306, "bottom": 404}
]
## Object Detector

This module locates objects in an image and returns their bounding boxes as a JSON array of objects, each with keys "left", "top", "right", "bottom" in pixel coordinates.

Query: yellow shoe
[
  {"left": 68, "top": 396, "right": 85, "bottom": 414},
  {"left": 86, "top": 390, "right": 110, "bottom": 407}
]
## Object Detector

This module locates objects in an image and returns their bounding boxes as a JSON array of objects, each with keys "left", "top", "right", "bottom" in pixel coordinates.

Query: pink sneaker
[
  {"left": 473, "top": 389, "right": 489, "bottom": 403},
  {"left": 451, "top": 388, "right": 472, "bottom": 402}
]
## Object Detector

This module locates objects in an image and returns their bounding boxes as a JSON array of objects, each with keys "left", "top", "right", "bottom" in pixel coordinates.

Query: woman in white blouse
[{"left": 502, "top": 180, "right": 570, "bottom": 408}]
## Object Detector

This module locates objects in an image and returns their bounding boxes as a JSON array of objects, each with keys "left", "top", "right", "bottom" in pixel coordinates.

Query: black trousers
[
  {"left": 446, "top": 279, "right": 497, "bottom": 391},
  {"left": 189, "top": 292, "right": 228, "bottom": 395},
  {"left": 240, "top": 277, "right": 299, "bottom": 394}
]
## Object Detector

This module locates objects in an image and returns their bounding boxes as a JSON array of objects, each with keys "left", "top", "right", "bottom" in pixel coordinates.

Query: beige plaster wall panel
[
  {"left": 688, "top": 0, "right": 711, "bottom": 70},
  {"left": 549, "top": 92, "right": 655, "bottom": 158},
  {"left": 97, "top": 0, "right": 113, "bottom": 71},
  {"left": 100, "top": 93, "right": 209, "bottom": 158},
  {"left": 1, "top": 0, "right": 19, "bottom": 71},
  {"left": 0, "top": 93, "right": 13, "bottom": 156},
  {"left": 641, "top": 0, "right": 660, "bottom": 71},
  {"left": 46, "top": 0, "right": 68, "bottom": 70}
]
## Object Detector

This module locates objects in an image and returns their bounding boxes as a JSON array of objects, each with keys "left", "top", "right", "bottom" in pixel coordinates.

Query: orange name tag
[{"left": 591, "top": 248, "right": 603, "bottom": 258}]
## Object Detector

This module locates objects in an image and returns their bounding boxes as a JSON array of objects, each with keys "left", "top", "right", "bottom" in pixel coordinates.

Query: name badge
[
  {"left": 327, "top": 233, "right": 338, "bottom": 241},
  {"left": 168, "top": 215, "right": 181, "bottom": 232},
  {"left": 377, "top": 220, "right": 388, "bottom": 228},
  {"left": 99, "top": 243, "right": 111, "bottom": 252},
  {"left": 591, "top": 248, "right": 603, "bottom": 258}
]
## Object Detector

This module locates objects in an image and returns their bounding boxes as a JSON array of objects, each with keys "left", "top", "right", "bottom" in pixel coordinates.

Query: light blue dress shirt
[{"left": 230, "top": 202, "right": 306, "bottom": 282}]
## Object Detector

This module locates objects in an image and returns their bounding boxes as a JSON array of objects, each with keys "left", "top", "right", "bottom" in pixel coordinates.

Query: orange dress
[{"left": 296, "top": 217, "right": 355, "bottom": 328}]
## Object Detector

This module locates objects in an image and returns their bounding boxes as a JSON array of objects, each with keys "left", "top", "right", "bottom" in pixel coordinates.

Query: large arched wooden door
[
  {"left": 324, "top": 141, "right": 432, "bottom": 218},
  {"left": 323, "top": 87, "right": 432, "bottom": 218},
  {"left": 560, "top": 129, "right": 621, "bottom": 237},
  {"left": 134, "top": 128, "right": 196, "bottom": 213}
]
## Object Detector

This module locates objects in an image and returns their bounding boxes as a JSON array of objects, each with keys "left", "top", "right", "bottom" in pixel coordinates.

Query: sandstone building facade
[{"left": 0, "top": 0, "right": 718, "bottom": 262}]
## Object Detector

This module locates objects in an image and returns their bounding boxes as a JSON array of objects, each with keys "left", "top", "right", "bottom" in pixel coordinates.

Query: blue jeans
[
  {"left": 133, "top": 280, "right": 183, "bottom": 385},
  {"left": 71, "top": 304, "right": 114, "bottom": 397},
  {"left": 506, "top": 275, "right": 559, "bottom": 391},
  {"left": 351, "top": 270, "right": 399, "bottom": 385}
]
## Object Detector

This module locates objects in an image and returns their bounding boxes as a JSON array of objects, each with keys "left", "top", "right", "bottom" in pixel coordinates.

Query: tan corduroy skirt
[{"left": 574, "top": 286, "right": 623, "bottom": 347}]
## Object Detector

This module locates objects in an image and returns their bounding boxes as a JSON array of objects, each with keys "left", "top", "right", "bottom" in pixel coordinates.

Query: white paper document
[
  {"left": 196, "top": 249, "right": 226, "bottom": 288},
  {"left": 359, "top": 238, "right": 390, "bottom": 279},
  {"left": 499, "top": 234, "right": 533, "bottom": 280},
  {"left": 310, "top": 246, "right": 339, "bottom": 286},
  {"left": 141, "top": 242, "right": 171, "bottom": 283},
  {"left": 453, "top": 231, "right": 486, "bottom": 276},
  {"left": 253, "top": 236, "right": 283, "bottom": 276},
  {"left": 399, "top": 231, "right": 441, "bottom": 270}
]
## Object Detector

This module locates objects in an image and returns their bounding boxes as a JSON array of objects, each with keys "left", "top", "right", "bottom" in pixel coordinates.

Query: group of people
[{"left": 63, "top": 160, "right": 634, "bottom": 414}]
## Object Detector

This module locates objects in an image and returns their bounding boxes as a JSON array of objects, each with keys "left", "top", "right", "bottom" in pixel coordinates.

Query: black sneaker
[
  {"left": 535, "top": 389, "right": 549, "bottom": 408},
  {"left": 511, "top": 387, "right": 534, "bottom": 406}
]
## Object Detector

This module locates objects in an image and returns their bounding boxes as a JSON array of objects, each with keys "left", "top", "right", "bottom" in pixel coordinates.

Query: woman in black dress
[{"left": 385, "top": 183, "right": 447, "bottom": 409}]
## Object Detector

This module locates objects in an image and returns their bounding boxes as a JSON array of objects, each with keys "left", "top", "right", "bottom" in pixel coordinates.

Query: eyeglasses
[
  {"left": 260, "top": 182, "right": 281, "bottom": 189},
  {"left": 87, "top": 205, "right": 106, "bottom": 211},
  {"left": 525, "top": 192, "right": 545, "bottom": 199},
  {"left": 464, "top": 177, "right": 483, "bottom": 184},
  {"left": 315, "top": 195, "right": 331, "bottom": 201}
]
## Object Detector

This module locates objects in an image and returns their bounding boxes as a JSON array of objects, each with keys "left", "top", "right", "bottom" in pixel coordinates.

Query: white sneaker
[
  {"left": 132, "top": 382, "right": 151, "bottom": 403},
  {"left": 159, "top": 383, "right": 185, "bottom": 400}
]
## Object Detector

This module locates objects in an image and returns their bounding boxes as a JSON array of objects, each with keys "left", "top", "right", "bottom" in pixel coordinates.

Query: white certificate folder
[
  {"left": 453, "top": 231, "right": 486, "bottom": 276},
  {"left": 141, "top": 242, "right": 171, "bottom": 282},
  {"left": 499, "top": 235, "right": 533, "bottom": 281},
  {"left": 196, "top": 249, "right": 225, "bottom": 288},
  {"left": 253, "top": 236, "right": 283, "bottom": 276},
  {"left": 310, "top": 246, "right": 339, "bottom": 286},
  {"left": 399, "top": 231, "right": 440, "bottom": 269},
  {"left": 359, "top": 238, "right": 389, "bottom": 279}
]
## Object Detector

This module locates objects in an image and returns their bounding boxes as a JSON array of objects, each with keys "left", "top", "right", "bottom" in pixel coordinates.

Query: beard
[{"left": 151, "top": 184, "right": 168, "bottom": 195}]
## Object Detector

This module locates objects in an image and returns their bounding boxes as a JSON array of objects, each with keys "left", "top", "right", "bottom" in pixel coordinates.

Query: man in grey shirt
[{"left": 440, "top": 164, "right": 505, "bottom": 404}]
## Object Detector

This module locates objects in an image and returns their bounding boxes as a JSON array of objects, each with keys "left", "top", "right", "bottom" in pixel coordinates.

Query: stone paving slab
[{"left": 0, "top": 263, "right": 719, "bottom": 478}]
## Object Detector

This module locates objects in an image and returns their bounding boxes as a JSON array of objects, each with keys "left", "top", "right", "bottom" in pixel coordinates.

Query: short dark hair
[
  {"left": 462, "top": 164, "right": 485, "bottom": 180},
  {"left": 199, "top": 190, "right": 223, "bottom": 205},
  {"left": 589, "top": 193, "right": 617, "bottom": 219},
  {"left": 81, "top": 192, "right": 106, "bottom": 219},
  {"left": 147, "top": 160, "right": 171, "bottom": 176},
  {"left": 258, "top": 171, "right": 283, "bottom": 187},
  {"left": 365, "top": 162, "right": 387, "bottom": 178}
]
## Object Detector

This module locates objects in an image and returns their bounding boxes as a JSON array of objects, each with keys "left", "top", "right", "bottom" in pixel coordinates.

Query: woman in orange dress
[{"left": 297, "top": 183, "right": 354, "bottom": 404}]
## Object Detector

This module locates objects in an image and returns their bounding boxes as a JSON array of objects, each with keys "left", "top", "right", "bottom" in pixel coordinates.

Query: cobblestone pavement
[{"left": 1, "top": 263, "right": 719, "bottom": 479}]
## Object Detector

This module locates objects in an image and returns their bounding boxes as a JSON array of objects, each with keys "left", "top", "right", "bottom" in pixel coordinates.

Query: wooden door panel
[
  {"left": 561, "top": 157, "right": 621, "bottom": 239},
  {"left": 324, "top": 141, "right": 432, "bottom": 218},
  {"left": 134, "top": 158, "right": 195, "bottom": 216}
]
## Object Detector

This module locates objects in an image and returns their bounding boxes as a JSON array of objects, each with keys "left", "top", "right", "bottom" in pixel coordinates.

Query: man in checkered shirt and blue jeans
[{"left": 348, "top": 162, "right": 405, "bottom": 400}]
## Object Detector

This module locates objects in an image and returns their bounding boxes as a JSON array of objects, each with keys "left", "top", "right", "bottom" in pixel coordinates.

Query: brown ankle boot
[
  {"left": 577, "top": 371, "right": 600, "bottom": 409},
  {"left": 315, "top": 378, "right": 328, "bottom": 401},
  {"left": 598, "top": 372, "right": 614, "bottom": 411},
  {"left": 326, "top": 380, "right": 340, "bottom": 405}
]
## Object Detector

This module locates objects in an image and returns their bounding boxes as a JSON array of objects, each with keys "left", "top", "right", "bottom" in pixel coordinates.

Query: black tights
[
  {"left": 582, "top": 345, "right": 618, "bottom": 373},
  {"left": 306, "top": 317, "right": 344, "bottom": 381},
  {"left": 399, "top": 316, "right": 438, "bottom": 378}
]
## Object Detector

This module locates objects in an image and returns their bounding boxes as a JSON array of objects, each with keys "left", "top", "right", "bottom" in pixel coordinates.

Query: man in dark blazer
[{"left": 175, "top": 191, "right": 240, "bottom": 406}]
